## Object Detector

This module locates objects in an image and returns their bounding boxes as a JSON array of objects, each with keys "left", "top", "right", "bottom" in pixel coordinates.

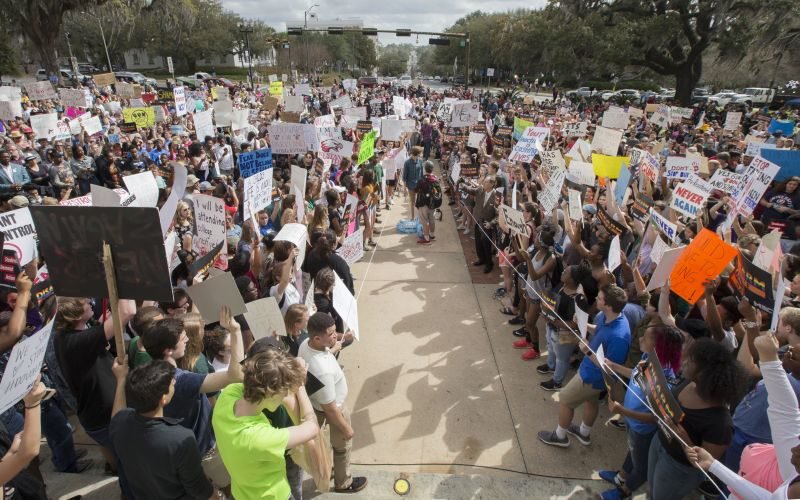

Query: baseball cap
[
  {"left": 199, "top": 181, "right": 213, "bottom": 191},
  {"left": 9, "top": 195, "right": 29, "bottom": 208},
  {"left": 582, "top": 204, "right": 597, "bottom": 214},
  {"left": 23, "top": 154, "right": 36, "bottom": 162}
]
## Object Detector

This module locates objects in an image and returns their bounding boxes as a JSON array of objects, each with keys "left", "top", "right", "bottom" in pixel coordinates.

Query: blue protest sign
[
  {"left": 768, "top": 118, "right": 795, "bottom": 136},
  {"left": 614, "top": 164, "right": 631, "bottom": 205},
  {"left": 762, "top": 149, "right": 800, "bottom": 181},
  {"left": 237, "top": 148, "right": 273, "bottom": 178}
]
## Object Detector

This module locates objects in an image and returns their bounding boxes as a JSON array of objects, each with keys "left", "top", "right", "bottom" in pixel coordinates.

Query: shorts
[
  {"left": 418, "top": 206, "right": 432, "bottom": 225},
  {"left": 202, "top": 446, "right": 231, "bottom": 488},
  {"left": 560, "top": 374, "right": 602, "bottom": 409},
  {"left": 498, "top": 250, "right": 512, "bottom": 268}
]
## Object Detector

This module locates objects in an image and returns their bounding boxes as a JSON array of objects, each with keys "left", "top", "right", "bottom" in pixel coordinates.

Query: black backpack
[{"left": 427, "top": 178, "right": 443, "bottom": 209}]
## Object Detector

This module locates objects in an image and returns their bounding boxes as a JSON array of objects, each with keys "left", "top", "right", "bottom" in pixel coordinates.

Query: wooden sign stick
[{"left": 102, "top": 242, "right": 126, "bottom": 363}]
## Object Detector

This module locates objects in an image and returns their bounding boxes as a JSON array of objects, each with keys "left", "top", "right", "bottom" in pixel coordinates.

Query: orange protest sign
[{"left": 669, "top": 229, "right": 737, "bottom": 304}]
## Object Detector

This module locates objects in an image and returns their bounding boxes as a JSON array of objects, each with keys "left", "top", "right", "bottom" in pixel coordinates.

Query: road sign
[
  {"left": 166, "top": 56, "right": 174, "bottom": 75},
  {"left": 487, "top": 68, "right": 495, "bottom": 77}
]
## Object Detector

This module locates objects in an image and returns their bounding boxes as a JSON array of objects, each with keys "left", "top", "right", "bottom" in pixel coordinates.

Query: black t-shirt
[
  {"left": 54, "top": 324, "right": 116, "bottom": 430},
  {"left": 303, "top": 250, "right": 355, "bottom": 294},
  {"left": 314, "top": 292, "right": 344, "bottom": 334},
  {"left": 660, "top": 384, "right": 732, "bottom": 465}
]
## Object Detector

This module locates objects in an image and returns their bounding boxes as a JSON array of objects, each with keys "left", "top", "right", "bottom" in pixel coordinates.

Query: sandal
[{"left": 499, "top": 306, "right": 516, "bottom": 316}]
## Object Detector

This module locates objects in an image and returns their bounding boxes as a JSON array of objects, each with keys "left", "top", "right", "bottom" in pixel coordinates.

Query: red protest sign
[{"left": 669, "top": 229, "right": 737, "bottom": 304}]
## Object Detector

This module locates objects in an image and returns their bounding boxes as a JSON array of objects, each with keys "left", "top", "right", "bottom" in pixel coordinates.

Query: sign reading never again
[{"left": 30, "top": 206, "right": 174, "bottom": 302}]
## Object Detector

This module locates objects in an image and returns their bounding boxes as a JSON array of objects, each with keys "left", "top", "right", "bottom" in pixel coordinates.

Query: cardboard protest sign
[
  {"left": 123, "top": 171, "right": 159, "bottom": 208},
  {"left": 284, "top": 95, "right": 304, "bottom": 113},
  {"left": 733, "top": 156, "right": 780, "bottom": 217},
  {"left": 467, "top": 132, "right": 485, "bottom": 149},
  {"left": 81, "top": 116, "right": 103, "bottom": 136},
  {"left": 630, "top": 193, "right": 654, "bottom": 222},
  {"left": 670, "top": 174, "right": 712, "bottom": 218},
  {"left": 269, "top": 81, "right": 283, "bottom": 97},
  {"left": 357, "top": 130, "right": 377, "bottom": 165},
  {"left": 122, "top": 107, "right": 156, "bottom": 128},
  {"left": 498, "top": 205, "right": 528, "bottom": 236},
  {"left": 649, "top": 209, "right": 678, "bottom": 242},
  {"left": 381, "top": 119, "right": 414, "bottom": 141},
  {"left": 602, "top": 107, "right": 629, "bottom": 130},
  {"left": 608, "top": 234, "right": 622, "bottom": 272},
  {"left": 0, "top": 207, "right": 36, "bottom": 268},
  {"left": 568, "top": 189, "right": 583, "bottom": 221},
  {"left": 159, "top": 162, "right": 187, "bottom": 235},
  {"left": 0, "top": 87, "right": 22, "bottom": 120},
  {"left": 669, "top": 229, "right": 737, "bottom": 304},
  {"left": 512, "top": 116, "right": 534, "bottom": 141},
  {"left": 187, "top": 272, "right": 247, "bottom": 324},
  {"left": 566, "top": 161, "right": 595, "bottom": 186},
  {"left": 614, "top": 166, "right": 632, "bottom": 205},
  {"left": 212, "top": 100, "right": 233, "bottom": 127},
  {"left": 634, "top": 352, "right": 684, "bottom": 439},
  {"left": 728, "top": 252, "right": 774, "bottom": 314},
  {"left": 245, "top": 297, "right": 287, "bottom": 338},
  {"left": 238, "top": 148, "right": 273, "bottom": 178},
  {"left": 173, "top": 86, "right": 187, "bottom": 116},
  {"left": 591, "top": 154, "right": 629, "bottom": 179},
  {"left": 336, "top": 228, "right": 364, "bottom": 265},
  {"left": 646, "top": 246, "right": 685, "bottom": 291},
  {"left": 639, "top": 151, "right": 660, "bottom": 185},
  {"left": 24, "top": 81, "right": 58, "bottom": 101},
  {"left": 708, "top": 169, "right": 743, "bottom": 194},
  {"left": 243, "top": 166, "right": 274, "bottom": 220},
  {"left": 187, "top": 241, "right": 223, "bottom": 282},
  {"left": 539, "top": 167, "right": 566, "bottom": 214},
  {"left": 31, "top": 206, "right": 173, "bottom": 301},
  {"left": 762, "top": 150, "right": 800, "bottom": 181},
  {"left": 193, "top": 194, "right": 228, "bottom": 270},
  {"left": 744, "top": 140, "right": 776, "bottom": 158},
  {"left": 332, "top": 272, "right": 359, "bottom": 341},
  {"left": 753, "top": 230, "right": 783, "bottom": 273},
  {"left": 724, "top": 111, "right": 742, "bottom": 131},
  {"left": 29, "top": 113, "right": 60, "bottom": 141},
  {"left": 596, "top": 207, "right": 626, "bottom": 237},
  {"left": 192, "top": 109, "right": 215, "bottom": 140},
  {"left": 269, "top": 123, "right": 309, "bottom": 154},
  {"left": 0, "top": 320, "right": 54, "bottom": 415},
  {"left": 540, "top": 150, "right": 566, "bottom": 174},
  {"left": 563, "top": 121, "right": 588, "bottom": 137},
  {"left": 508, "top": 126, "right": 547, "bottom": 163},
  {"left": 58, "top": 88, "right": 90, "bottom": 108},
  {"left": 275, "top": 223, "right": 308, "bottom": 274},
  {"left": 649, "top": 105, "right": 671, "bottom": 128},
  {"left": 591, "top": 126, "right": 623, "bottom": 156},
  {"left": 330, "top": 95, "right": 353, "bottom": 109},
  {"left": 664, "top": 155, "right": 700, "bottom": 180},
  {"left": 450, "top": 101, "right": 481, "bottom": 127},
  {"left": 649, "top": 234, "right": 670, "bottom": 266}
]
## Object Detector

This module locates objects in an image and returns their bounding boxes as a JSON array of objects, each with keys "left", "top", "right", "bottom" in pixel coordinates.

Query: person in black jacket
[{"left": 303, "top": 229, "right": 354, "bottom": 294}]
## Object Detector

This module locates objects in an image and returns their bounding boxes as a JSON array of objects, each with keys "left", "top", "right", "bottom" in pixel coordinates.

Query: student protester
[
  {"left": 142, "top": 308, "right": 245, "bottom": 494},
  {"left": 402, "top": 146, "right": 424, "bottom": 219},
  {"left": 414, "top": 160, "right": 438, "bottom": 245},
  {"left": 212, "top": 344, "right": 319, "bottom": 500},
  {"left": 538, "top": 285, "right": 631, "bottom": 448},
  {"left": 109, "top": 359, "right": 214, "bottom": 500},
  {"left": 0, "top": 378, "right": 47, "bottom": 489},
  {"left": 298, "top": 313, "right": 367, "bottom": 493}
]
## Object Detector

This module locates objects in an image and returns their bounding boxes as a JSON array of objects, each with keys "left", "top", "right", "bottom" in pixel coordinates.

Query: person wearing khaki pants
[{"left": 299, "top": 313, "right": 368, "bottom": 493}]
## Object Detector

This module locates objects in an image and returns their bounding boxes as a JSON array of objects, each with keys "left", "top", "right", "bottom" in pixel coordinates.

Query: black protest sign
[
  {"left": 728, "top": 252, "right": 774, "bottom": 314},
  {"left": 30, "top": 206, "right": 174, "bottom": 302},
  {"left": 493, "top": 126, "right": 513, "bottom": 147},
  {"left": 460, "top": 162, "right": 479, "bottom": 178},
  {"left": 596, "top": 207, "right": 626, "bottom": 237},
  {"left": 356, "top": 121, "right": 373, "bottom": 134},
  {"left": 630, "top": 193, "right": 654, "bottom": 222},
  {"left": 368, "top": 99, "right": 385, "bottom": 118},
  {"left": 443, "top": 127, "right": 469, "bottom": 144},
  {"left": 119, "top": 122, "right": 138, "bottom": 134},
  {"left": 32, "top": 278, "right": 54, "bottom": 307},
  {"left": 634, "top": 352, "right": 684, "bottom": 440},
  {"left": 540, "top": 288, "right": 559, "bottom": 322},
  {"left": 188, "top": 241, "right": 224, "bottom": 282}
]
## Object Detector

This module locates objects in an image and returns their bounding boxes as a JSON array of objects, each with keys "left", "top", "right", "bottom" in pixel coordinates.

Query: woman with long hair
[
  {"left": 308, "top": 204, "right": 329, "bottom": 234},
  {"left": 176, "top": 312, "right": 210, "bottom": 374},
  {"left": 599, "top": 324, "right": 685, "bottom": 499},
  {"left": 173, "top": 201, "right": 194, "bottom": 251}
]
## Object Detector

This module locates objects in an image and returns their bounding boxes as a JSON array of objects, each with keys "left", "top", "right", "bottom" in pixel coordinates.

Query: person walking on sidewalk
[
  {"left": 415, "top": 161, "right": 439, "bottom": 245},
  {"left": 298, "top": 313, "right": 367, "bottom": 493},
  {"left": 403, "top": 146, "right": 424, "bottom": 220}
]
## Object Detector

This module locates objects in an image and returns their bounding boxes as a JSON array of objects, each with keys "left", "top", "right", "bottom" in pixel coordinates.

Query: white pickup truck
[{"left": 732, "top": 88, "right": 776, "bottom": 107}]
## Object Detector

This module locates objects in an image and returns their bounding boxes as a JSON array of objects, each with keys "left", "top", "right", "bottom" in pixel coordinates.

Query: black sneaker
[
  {"left": 63, "top": 459, "right": 93, "bottom": 474},
  {"left": 608, "top": 418, "right": 627, "bottom": 430},
  {"left": 538, "top": 430, "right": 570, "bottom": 448},
  {"left": 335, "top": 476, "right": 368, "bottom": 493},
  {"left": 512, "top": 327, "right": 528, "bottom": 338},
  {"left": 536, "top": 364, "right": 554, "bottom": 375},
  {"left": 540, "top": 379, "right": 563, "bottom": 391},
  {"left": 508, "top": 316, "right": 525, "bottom": 325},
  {"left": 566, "top": 424, "right": 592, "bottom": 446}
]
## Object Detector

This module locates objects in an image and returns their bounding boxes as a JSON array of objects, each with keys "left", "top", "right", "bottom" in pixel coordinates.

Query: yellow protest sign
[
  {"left": 591, "top": 153, "right": 630, "bottom": 179},
  {"left": 269, "top": 81, "right": 283, "bottom": 97},
  {"left": 358, "top": 130, "right": 377, "bottom": 165},
  {"left": 122, "top": 107, "right": 156, "bottom": 128},
  {"left": 211, "top": 87, "right": 218, "bottom": 100}
]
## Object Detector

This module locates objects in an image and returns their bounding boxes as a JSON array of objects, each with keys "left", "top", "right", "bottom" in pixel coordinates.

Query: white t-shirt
[
  {"left": 269, "top": 283, "right": 301, "bottom": 315},
  {"left": 213, "top": 144, "right": 234, "bottom": 172},
  {"left": 297, "top": 339, "right": 348, "bottom": 411}
]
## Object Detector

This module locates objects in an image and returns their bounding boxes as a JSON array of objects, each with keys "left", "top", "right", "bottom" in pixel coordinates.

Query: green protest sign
[{"left": 357, "top": 130, "right": 377, "bottom": 165}]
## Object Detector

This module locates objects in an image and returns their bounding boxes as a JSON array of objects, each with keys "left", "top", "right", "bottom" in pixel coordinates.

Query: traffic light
[{"left": 429, "top": 38, "right": 450, "bottom": 46}]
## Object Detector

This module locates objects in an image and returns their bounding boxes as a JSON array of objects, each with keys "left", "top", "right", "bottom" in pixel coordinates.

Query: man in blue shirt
[
  {"left": 402, "top": 146, "right": 423, "bottom": 220},
  {"left": 148, "top": 138, "right": 169, "bottom": 163},
  {"left": 539, "top": 285, "right": 631, "bottom": 448}
]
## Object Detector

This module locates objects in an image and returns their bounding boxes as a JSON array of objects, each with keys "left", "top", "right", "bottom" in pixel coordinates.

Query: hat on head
[
  {"left": 186, "top": 174, "right": 200, "bottom": 187},
  {"left": 23, "top": 154, "right": 36, "bottom": 162},
  {"left": 675, "top": 317, "right": 709, "bottom": 340},
  {"left": 20, "top": 126, "right": 32, "bottom": 134},
  {"left": 9, "top": 131, "right": 22, "bottom": 139},
  {"left": 199, "top": 181, "right": 213, "bottom": 191},
  {"left": 9, "top": 195, "right": 29, "bottom": 209},
  {"left": 582, "top": 204, "right": 597, "bottom": 214}
]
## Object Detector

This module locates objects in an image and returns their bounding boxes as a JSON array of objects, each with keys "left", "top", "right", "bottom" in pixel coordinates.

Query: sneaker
[
  {"left": 430, "top": 235, "right": 436, "bottom": 240},
  {"left": 508, "top": 316, "right": 525, "bottom": 325},
  {"left": 63, "top": 458, "right": 93, "bottom": 474},
  {"left": 540, "top": 379, "right": 563, "bottom": 391},
  {"left": 521, "top": 347, "right": 540, "bottom": 360},
  {"left": 566, "top": 424, "right": 591, "bottom": 446},
  {"left": 416, "top": 238, "right": 431, "bottom": 245},
  {"left": 601, "top": 487, "right": 628, "bottom": 500},
  {"left": 512, "top": 339, "right": 530, "bottom": 349},
  {"left": 335, "top": 476, "right": 368, "bottom": 493},
  {"left": 512, "top": 327, "right": 528, "bottom": 338},
  {"left": 536, "top": 364, "right": 554, "bottom": 375},
  {"left": 609, "top": 418, "right": 627, "bottom": 431},
  {"left": 599, "top": 470, "right": 624, "bottom": 487},
  {"left": 538, "top": 430, "right": 570, "bottom": 448}
]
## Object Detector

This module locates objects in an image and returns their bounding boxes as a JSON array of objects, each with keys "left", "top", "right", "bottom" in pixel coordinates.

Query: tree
[
  {"left": 61, "top": 0, "right": 138, "bottom": 69},
  {"left": 377, "top": 44, "right": 412, "bottom": 76}
]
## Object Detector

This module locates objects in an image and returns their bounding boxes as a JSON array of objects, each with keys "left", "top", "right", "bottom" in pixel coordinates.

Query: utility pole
[
  {"left": 64, "top": 32, "right": 78, "bottom": 85},
  {"left": 304, "top": 4, "right": 319, "bottom": 78},
  {"left": 239, "top": 23, "right": 254, "bottom": 89},
  {"left": 465, "top": 32, "right": 470, "bottom": 89}
]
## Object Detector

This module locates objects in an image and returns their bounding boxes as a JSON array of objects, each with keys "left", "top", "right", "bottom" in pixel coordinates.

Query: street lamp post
[
  {"left": 304, "top": 4, "right": 319, "bottom": 77},
  {"left": 239, "top": 23, "right": 254, "bottom": 89},
  {"left": 81, "top": 11, "right": 113, "bottom": 72}
]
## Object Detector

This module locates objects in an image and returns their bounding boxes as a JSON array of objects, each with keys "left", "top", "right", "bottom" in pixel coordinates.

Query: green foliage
[{"left": 377, "top": 44, "right": 413, "bottom": 76}]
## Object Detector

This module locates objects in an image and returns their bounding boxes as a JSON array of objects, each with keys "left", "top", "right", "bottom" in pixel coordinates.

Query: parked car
[
  {"left": 734, "top": 87, "right": 776, "bottom": 107},
  {"left": 707, "top": 91, "right": 748, "bottom": 107},
  {"left": 567, "top": 87, "right": 594, "bottom": 99},
  {"left": 114, "top": 71, "right": 157, "bottom": 87},
  {"left": 398, "top": 75, "right": 413, "bottom": 86},
  {"left": 691, "top": 88, "right": 710, "bottom": 105},
  {"left": 77, "top": 63, "right": 101, "bottom": 74},
  {"left": 358, "top": 76, "right": 378, "bottom": 88},
  {"left": 610, "top": 89, "right": 641, "bottom": 101},
  {"left": 600, "top": 90, "right": 616, "bottom": 100},
  {"left": 36, "top": 68, "right": 90, "bottom": 84}
]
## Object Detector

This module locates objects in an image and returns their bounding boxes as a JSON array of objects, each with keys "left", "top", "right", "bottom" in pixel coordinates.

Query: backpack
[{"left": 427, "top": 178, "right": 443, "bottom": 209}]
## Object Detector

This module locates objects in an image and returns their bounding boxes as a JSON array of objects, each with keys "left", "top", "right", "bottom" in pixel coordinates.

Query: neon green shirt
[{"left": 212, "top": 383, "right": 291, "bottom": 499}]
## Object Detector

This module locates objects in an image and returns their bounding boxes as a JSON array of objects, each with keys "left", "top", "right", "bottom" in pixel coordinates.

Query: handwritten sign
[
  {"left": 602, "top": 107, "right": 629, "bottom": 130},
  {"left": 563, "top": 121, "right": 588, "bottom": 137},
  {"left": 269, "top": 123, "right": 309, "bottom": 154},
  {"left": 508, "top": 126, "right": 547, "bottom": 163},
  {"left": 24, "top": 81, "right": 58, "bottom": 101},
  {"left": 669, "top": 229, "right": 737, "bottom": 304},
  {"left": 708, "top": 169, "right": 742, "bottom": 194},
  {"left": 357, "top": 130, "right": 377, "bottom": 165},
  {"left": 733, "top": 156, "right": 780, "bottom": 217},
  {"left": 650, "top": 209, "right": 677, "bottom": 242},
  {"left": 336, "top": 228, "right": 364, "bottom": 265},
  {"left": 665, "top": 155, "right": 701, "bottom": 180},
  {"left": 243, "top": 166, "right": 274, "bottom": 220},
  {"left": 724, "top": 111, "right": 742, "bottom": 131},
  {"left": 245, "top": 297, "right": 287, "bottom": 338},
  {"left": 591, "top": 126, "right": 623, "bottom": 156},
  {"left": 122, "top": 107, "right": 156, "bottom": 128},
  {"left": 193, "top": 194, "right": 228, "bottom": 270},
  {"left": 238, "top": 148, "right": 273, "bottom": 178},
  {"left": 0, "top": 321, "right": 54, "bottom": 415}
]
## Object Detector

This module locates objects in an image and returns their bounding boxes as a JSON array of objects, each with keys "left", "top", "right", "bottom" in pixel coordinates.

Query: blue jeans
[
  {"left": 622, "top": 427, "right": 655, "bottom": 492},
  {"left": 647, "top": 437, "right": 706, "bottom": 500},
  {"left": 1, "top": 399, "right": 78, "bottom": 472},
  {"left": 546, "top": 324, "right": 576, "bottom": 384}
]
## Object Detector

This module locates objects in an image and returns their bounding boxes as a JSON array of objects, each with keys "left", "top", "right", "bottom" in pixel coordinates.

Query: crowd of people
[{"left": 0, "top": 64, "right": 797, "bottom": 500}]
